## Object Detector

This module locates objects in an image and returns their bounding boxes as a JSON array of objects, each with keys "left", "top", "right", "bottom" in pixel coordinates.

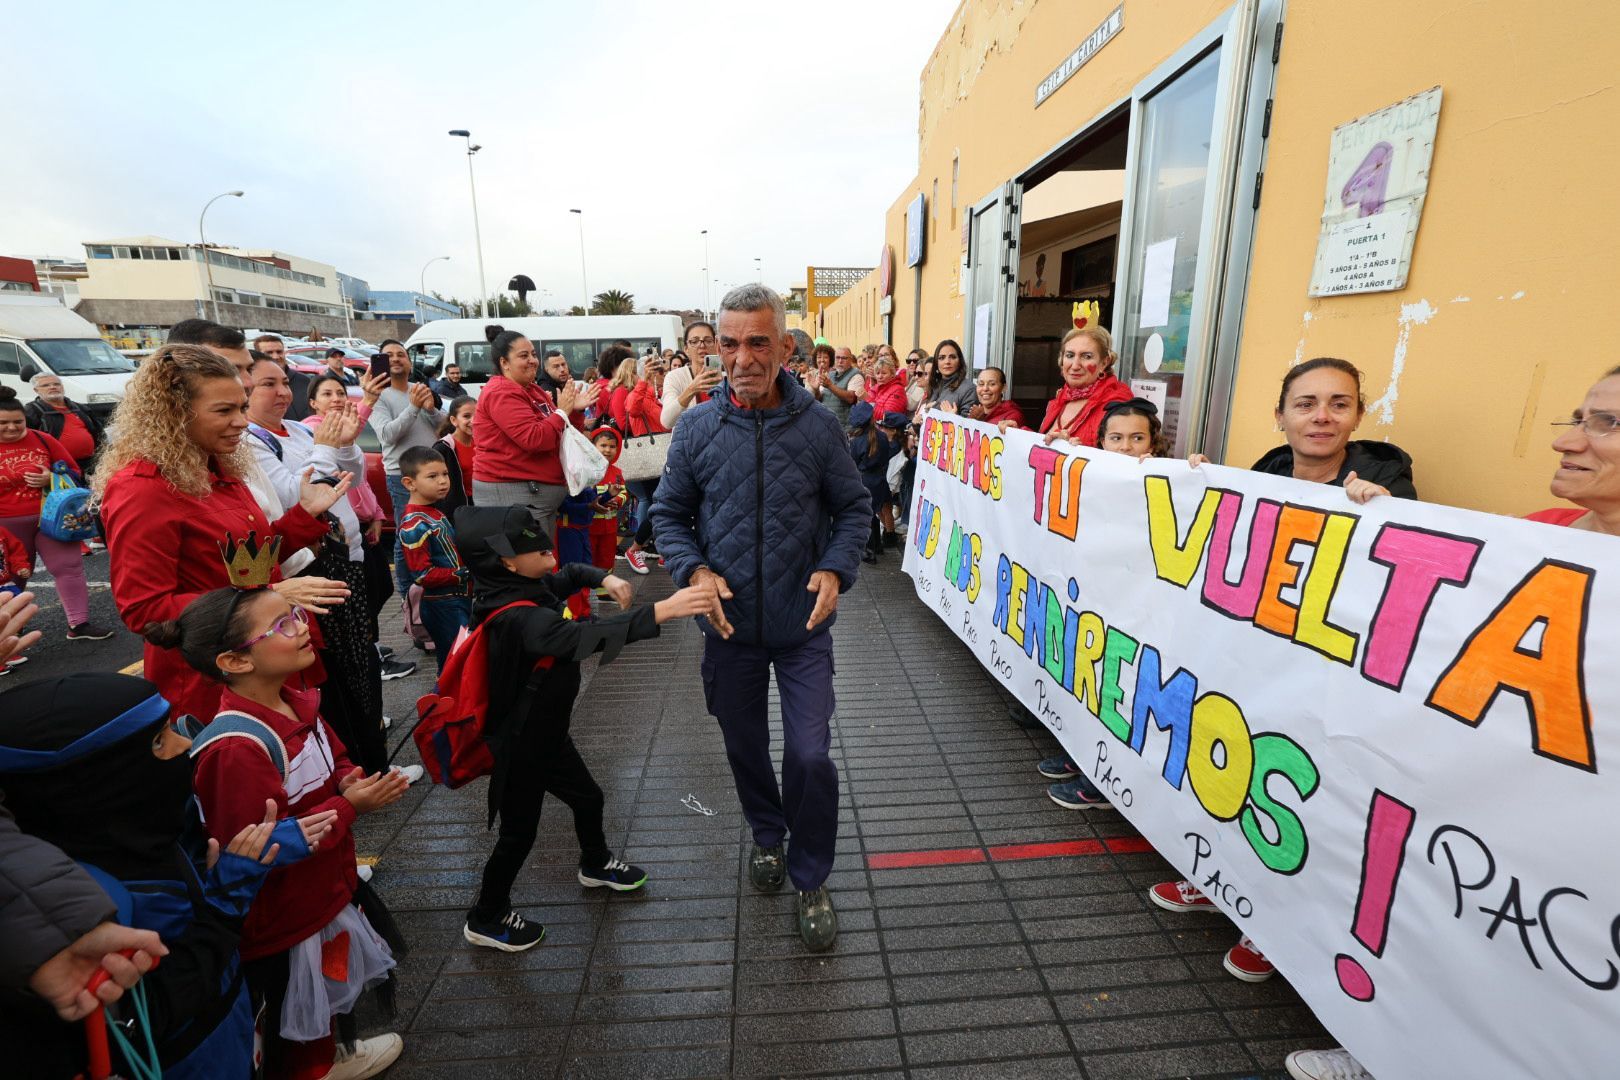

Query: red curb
[{"left": 866, "top": 834, "right": 1153, "bottom": 869}]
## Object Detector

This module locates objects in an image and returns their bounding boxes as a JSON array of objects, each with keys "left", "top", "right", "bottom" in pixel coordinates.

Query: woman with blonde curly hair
[{"left": 97, "top": 343, "right": 355, "bottom": 722}]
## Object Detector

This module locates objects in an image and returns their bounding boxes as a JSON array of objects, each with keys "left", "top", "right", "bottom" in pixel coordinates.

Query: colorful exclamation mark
[{"left": 1335, "top": 789, "right": 1417, "bottom": 1002}]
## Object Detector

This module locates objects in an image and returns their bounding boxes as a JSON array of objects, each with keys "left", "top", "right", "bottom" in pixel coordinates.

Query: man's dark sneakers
[
  {"left": 379, "top": 657, "right": 417, "bottom": 681},
  {"left": 463, "top": 908, "right": 546, "bottom": 952},
  {"left": 797, "top": 886, "right": 838, "bottom": 952},
  {"left": 749, "top": 843, "right": 786, "bottom": 892},
  {"left": 578, "top": 856, "right": 647, "bottom": 892}
]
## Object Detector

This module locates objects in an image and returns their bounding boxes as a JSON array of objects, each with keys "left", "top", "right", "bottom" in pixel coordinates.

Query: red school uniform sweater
[{"left": 193, "top": 684, "right": 359, "bottom": 961}]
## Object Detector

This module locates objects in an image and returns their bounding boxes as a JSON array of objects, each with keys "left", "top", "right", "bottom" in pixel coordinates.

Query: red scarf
[{"left": 1055, "top": 378, "right": 1108, "bottom": 405}]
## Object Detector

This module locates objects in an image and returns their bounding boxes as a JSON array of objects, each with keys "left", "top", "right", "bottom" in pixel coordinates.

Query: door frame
[{"left": 980, "top": 1, "right": 1283, "bottom": 454}]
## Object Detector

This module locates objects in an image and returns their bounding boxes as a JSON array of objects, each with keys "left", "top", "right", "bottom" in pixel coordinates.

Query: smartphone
[
  {"left": 367, "top": 352, "right": 388, "bottom": 379},
  {"left": 705, "top": 354, "right": 723, "bottom": 371}
]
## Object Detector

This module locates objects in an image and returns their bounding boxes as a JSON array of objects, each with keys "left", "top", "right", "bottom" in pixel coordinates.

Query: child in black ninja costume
[
  {"left": 0, "top": 672, "right": 336, "bottom": 1080},
  {"left": 452, "top": 505, "right": 719, "bottom": 952}
]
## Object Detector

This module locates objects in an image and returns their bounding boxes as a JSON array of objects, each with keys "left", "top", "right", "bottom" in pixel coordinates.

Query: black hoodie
[
  {"left": 452, "top": 506, "right": 661, "bottom": 819},
  {"left": 1251, "top": 439, "right": 1418, "bottom": 500}
]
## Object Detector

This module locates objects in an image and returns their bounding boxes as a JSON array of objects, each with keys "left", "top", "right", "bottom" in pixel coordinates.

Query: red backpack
[{"left": 412, "top": 601, "right": 555, "bottom": 788}]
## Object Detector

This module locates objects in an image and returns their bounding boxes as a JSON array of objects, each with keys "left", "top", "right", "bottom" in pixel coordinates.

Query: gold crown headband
[{"left": 218, "top": 531, "right": 283, "bottom": 590}]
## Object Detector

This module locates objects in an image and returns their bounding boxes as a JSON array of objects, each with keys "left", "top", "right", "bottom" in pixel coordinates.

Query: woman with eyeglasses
[
  {"left": 906, "top": 350, "right": 934, "bottom": 411},
  {"left": 1530, "top": 365, "right": 1620, "bottom": 535}
]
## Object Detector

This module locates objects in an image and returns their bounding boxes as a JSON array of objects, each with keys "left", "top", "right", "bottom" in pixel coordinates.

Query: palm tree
[{"left": 590, "top": 289, "right": 635, "bottom": 315}]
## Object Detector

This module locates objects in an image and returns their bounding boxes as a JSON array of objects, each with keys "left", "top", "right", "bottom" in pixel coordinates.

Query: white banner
[{"left": 901, "top": 412, "right": 1620, "bottom": 1080}]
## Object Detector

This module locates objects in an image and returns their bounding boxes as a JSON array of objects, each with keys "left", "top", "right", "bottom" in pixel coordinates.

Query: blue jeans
[
  {"left": 418, "top": 595, "right": 471, "bottom": 673},
  {"left": 386, "top": 474, "right": 411, "bottom": 596},
  {"left": 701, "top": 632, "right": 839, "bottom": 892}
]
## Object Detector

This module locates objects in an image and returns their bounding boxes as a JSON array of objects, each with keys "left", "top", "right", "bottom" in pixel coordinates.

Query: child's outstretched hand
[
  {"left": 655, "top": 583, "right": 732, "bottom": 637},
  {"left": 602, "top": 574, "right": 634, "bottom": 610},
  {"left": 207, "top": 798, "right": 282, "bottom": 870},
  {"left": 340, "top": 768, "right": 409, "bottom": 814}
]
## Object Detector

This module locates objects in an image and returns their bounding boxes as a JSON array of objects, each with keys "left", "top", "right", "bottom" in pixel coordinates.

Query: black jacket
[
  {"left": 434, "top": 434, "right": 471, "bottom": 515},
  {"left": 1251, "top": 439, "right": 1418, "bottom": 500},
  {"left": 284, "top": 367, "right": 313, "bottom": 422},
  {"left": 23, "top": 398, "right": 104, "bottom": 459}
]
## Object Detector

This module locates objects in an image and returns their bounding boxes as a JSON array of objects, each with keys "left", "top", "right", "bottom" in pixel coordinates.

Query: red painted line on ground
[
  {"left": 867, "top": 834, "right": 1153, "bottom": 869},
  {"left": 867, "top": 847, "right": 988, "bottom": 870}
]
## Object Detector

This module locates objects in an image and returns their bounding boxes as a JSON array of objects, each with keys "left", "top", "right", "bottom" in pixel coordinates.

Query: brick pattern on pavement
[{"left": 359, "top": 559, "right": 1333, "bottom": 1079}]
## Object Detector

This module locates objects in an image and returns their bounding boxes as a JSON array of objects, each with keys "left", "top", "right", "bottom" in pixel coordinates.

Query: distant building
[
  {"left": 365, "top": 291, "right": 459, "bottom": 324},
  {"left": 0, "top": 257, "right": 39, "bottom": 293},
  {"left": 33, "top": 258, "right": 86, "bottom": 306}
]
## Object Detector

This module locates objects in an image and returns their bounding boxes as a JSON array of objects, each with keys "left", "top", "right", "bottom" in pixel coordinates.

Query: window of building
[
  {"left": 88, "top": 245, "right": 113, "bottom": 259},
  {"left": 0, "top": 281, "right": 36, "bottom": 293}
]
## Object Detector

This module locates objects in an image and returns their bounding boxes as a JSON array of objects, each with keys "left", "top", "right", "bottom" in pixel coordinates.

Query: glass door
[
  {"left": 1113, "top": 0, "right": 1273, "bottom": 455},
  {"left": 963, "top": 183, "right": 1019, "bottom": 371}
]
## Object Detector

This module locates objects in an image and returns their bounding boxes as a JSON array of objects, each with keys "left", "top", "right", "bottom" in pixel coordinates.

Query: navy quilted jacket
[{"left": 652, "top": 369, "right": 872, "bottom": 648}]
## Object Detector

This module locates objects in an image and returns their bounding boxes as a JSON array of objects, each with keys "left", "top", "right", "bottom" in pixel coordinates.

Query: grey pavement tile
[
  {"left": 1040, "top": 956, "right": 1198, "bottom": 992},
  {"left": 885, "top": 942, "right": 1036, "bottom": 977},
  {"left": 410, "top": 993, "right": 578, "bottom": 1030},
  {"left": 906, "top": 1057, "right": 1083, "bottom": 1080},
  {"left": 903, "top": 1022, "right": 1072, "bottom": 1066},
  {"left": 734, "top": 1004, "right": 897, "bottom": 1043},
  {"left": 564, "top": 1015, "right": 730, "bottom": 1053},
  {"left": 1056, "top": 982, "right": 1215, "bottom": 1022},
  {"left": 1079, "top": 1041, "right": 1258, "bottom": 1080},
  {"left": 732, "top": 1035, "right": 904, "bottom": 1077},
  {"left": 1066, "top": 1009, "right": 1235, "bottom": 1052},
  {"left": 398, "top": 1026, "right": 569, "bottom": 1063},
  {"left": 897, "top": 993, "right": 1059, "bottom": 1033},
  {"left": 879, "top": 919, "right": 1025, "bottom": 952},
  {"left": 585, "top": 963, "right": 734, "bottom": 993},
  {"left": 573, "top": 988, "right": 734, "bottom": 1023},
  {"left": 558, "top": 1045, "right": 732, "bottom": 1080},
  {"left": 735, "top": 975, "right": 893, "bottom": 1015},
  {"left": 875, "top": 899, "right": 1014, "bottom": 928}
]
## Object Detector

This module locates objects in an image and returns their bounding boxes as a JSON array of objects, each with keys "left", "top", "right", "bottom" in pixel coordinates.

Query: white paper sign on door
[
  {"left": 1130, "top": 377, "right": 1168, "bottom": 414},
  {"left": 1138, "top": 237, "right": 1177, "bottom": 328},
  {"left": 972, "top": 303, "right": 993, "bottom": 368}
]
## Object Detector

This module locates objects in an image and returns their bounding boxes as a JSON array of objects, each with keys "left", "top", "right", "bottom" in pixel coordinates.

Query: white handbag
[{"left": 617, "top": 432, "right": 671, "bottom": 483}]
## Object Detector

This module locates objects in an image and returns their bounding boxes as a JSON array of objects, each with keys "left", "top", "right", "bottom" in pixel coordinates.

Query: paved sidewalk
[{"left": 361, "top": 559, "right": 1332, "bottom": 1079}]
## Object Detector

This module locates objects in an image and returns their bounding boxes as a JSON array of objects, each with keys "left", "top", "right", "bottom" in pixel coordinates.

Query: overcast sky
[{"left": 6, "top": 0, "right": 959, "bottom": 310}]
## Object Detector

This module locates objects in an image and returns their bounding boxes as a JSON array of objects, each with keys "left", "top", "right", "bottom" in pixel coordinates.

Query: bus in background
[{"left": 403, "top": 314, "right": 683, "bottom": 393}]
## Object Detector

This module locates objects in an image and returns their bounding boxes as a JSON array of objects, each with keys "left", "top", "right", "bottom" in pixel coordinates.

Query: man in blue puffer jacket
[{"left": 653, "top": 284, "right": 871, "bottom": 952}]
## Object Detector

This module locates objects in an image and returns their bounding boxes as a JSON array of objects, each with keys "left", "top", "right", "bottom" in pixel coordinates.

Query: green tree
[
  {"left": 590, "top": 289, "right": 635, "bottom": 315},
  {"left": 568, "top": 305, "right": 587, "bottom": 316}
]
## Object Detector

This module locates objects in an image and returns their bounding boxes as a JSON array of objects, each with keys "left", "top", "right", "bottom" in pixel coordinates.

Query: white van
[
  {"left": 0, "top": 295, "right": 136, "bottom": 420},
  {"left": 403, "top": 314, "right": 684, "bottom": 393}
]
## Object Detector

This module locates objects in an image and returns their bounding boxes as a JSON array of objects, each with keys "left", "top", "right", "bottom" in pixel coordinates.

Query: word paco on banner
[{"left": 901, "top": 411, "right": 1618, "bottom": 1080}]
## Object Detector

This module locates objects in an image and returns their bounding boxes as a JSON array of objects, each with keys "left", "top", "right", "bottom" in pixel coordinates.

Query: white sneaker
[
  {"left": 356, "top": 862, "right": 374, "bottom": 883},
  {"left": 393, "top": 764, "right": 424, "bottom": 785},
  {"left": 322, "top": 1032, "right": 403, "bottom": 1080},
  {"left": 1285, "top": 1048, "right": 1373, "bottom": 1080}
]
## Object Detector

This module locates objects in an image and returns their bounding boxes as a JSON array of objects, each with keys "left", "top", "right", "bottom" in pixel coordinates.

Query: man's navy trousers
[{"left": 701, "top": 630, "right": 838, "bottom": 892}]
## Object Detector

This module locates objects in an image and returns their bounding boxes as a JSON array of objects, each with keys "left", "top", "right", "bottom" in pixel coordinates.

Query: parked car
[
  {"left": 287, "top": 343, "right": 371, "bottom": 376},
  {"left": 356, "top": 418, "right": 394, "bottom": 541}
]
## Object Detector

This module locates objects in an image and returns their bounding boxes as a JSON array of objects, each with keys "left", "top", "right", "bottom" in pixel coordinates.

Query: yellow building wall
[
  {"left": 823, "top": 0, "right": 1620, "bottom": 515},
  {"left": 1226, "top": 2, "right": 1620, "bottom": 516},
  {"left": 826, "top": 0, "right": 1232, "bottom": 355}
]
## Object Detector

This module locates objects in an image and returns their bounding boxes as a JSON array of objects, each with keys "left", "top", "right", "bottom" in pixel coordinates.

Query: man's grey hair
[
  {"left": 30, "top": 372, "right": 61, "bottom": 387},
  {"left": 718, "top": 283, "right": 786, "bottom": 337}
]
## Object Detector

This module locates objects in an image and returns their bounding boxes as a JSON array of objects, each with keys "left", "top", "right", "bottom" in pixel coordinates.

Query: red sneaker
[
  {"left": 624, "top": 547, "right": 650, "bottom": 575},
  {"left": 1223, "top": 936, "right": 1275, "bottom": 982},
  {"left": 1148, "top": 879, "right": 1216, "bottom": 913}
]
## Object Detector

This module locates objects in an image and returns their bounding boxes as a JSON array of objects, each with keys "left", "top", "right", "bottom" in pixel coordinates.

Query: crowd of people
[{"left": 0, "top": 281, "right": 1614, "bottom": 1080}]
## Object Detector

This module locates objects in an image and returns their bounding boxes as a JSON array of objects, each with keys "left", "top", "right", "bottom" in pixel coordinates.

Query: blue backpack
[{"left": 35, "top": 436, "right": 97, "bottom": 541}]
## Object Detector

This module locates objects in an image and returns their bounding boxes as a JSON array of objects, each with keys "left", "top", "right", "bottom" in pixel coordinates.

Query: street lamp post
[
  {"left": 447, "top": 130, "right": 490, "bottom": 319},
  {"left": 701, "top": 229, "right": 711, "bottom": 319},
  {"left": 569, "top": 209, "right": 589, "bottom": 313},
  {"left": 419, "top": 255, "right": 450, "bottom": 299},
  {"left": 198, "top": 190, "right": 244, "bottom": 323},
  {"left": 754, "top": 256, "right": 762, "bottom": 283}
]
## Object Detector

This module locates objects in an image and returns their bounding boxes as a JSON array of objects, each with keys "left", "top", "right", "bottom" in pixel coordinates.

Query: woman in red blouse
[
  {"left": 1037, "top": 327, "right": 1133, "bottom": 448},
  {"left": 471, "top": 326, "right": 597, "bottom": 539},
  {"left": 0, "top": 387, "right": 103, "bottom": 638},
  {"left": 93, "top": 345, "right": 354, "bottom": 722},
  {"left": 1528, "top": 365, "right": 1620, "bottom": 536}
]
